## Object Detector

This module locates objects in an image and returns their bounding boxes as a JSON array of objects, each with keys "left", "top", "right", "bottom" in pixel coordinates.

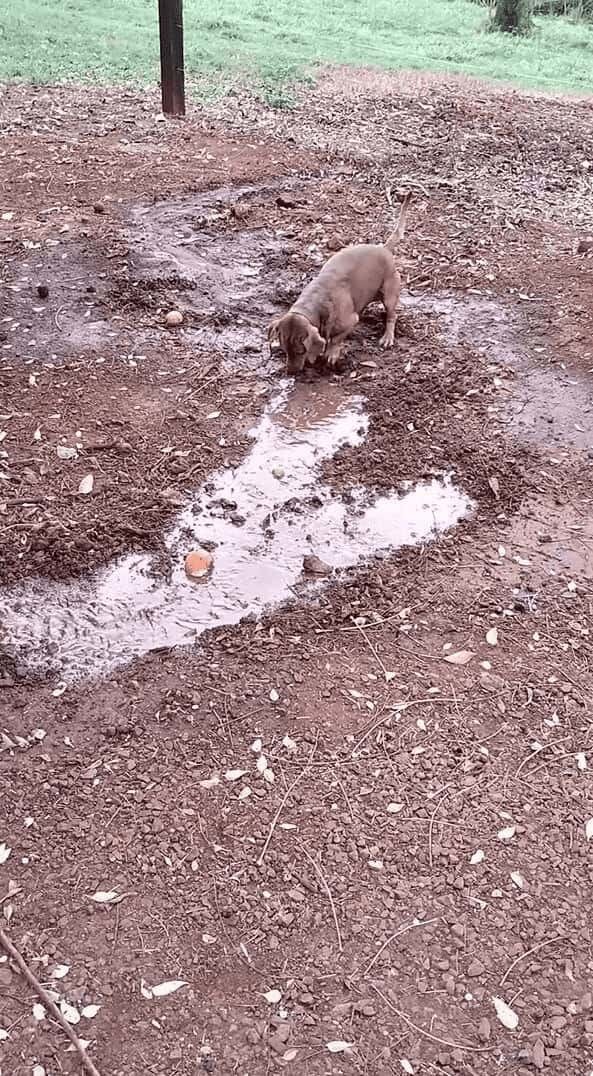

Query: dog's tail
[{"left": 384, "top": 192, "right": 412, "bottom": 253}]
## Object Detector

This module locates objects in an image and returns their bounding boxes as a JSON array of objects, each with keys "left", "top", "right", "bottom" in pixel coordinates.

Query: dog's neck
[{"left": 291, "top": 301, "right": 322, "bottom": 330}]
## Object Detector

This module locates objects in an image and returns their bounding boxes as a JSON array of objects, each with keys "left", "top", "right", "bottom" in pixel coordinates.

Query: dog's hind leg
[{"left": 379, "top": 270, "right": 401, "bottom": 348}]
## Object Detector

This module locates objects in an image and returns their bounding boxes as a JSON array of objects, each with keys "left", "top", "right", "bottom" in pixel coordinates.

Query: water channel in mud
[{"left": 0, "top": 380, "right": 471, "bottom": 681}]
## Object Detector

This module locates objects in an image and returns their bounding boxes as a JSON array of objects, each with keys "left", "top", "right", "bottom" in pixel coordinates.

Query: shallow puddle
[
  {"left": 406, "top": 293, "right": 593, "bottom": 453},
  {"left": 0, "top": 381, "right": 470, "bottom": 681}
]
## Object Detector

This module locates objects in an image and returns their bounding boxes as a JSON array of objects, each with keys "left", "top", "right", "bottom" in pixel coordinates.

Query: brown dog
[{"left": 268, "top": 193, "right": 411, "bottom": 373}]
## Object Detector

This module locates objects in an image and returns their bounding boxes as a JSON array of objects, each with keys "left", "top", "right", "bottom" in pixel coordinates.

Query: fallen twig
[
  {"left": 0, "top": 926, "right": 103, "bottom": 1076},
  {"left": 297, "top": 839, "right": 343, "bottom": 953},
  {"left": 257, "top": 733, "right": 318, "bottom": 866},
  {"left": 363, "top": 917, "right": 439, "bottom": 976},
  {"left": 370, "top": 984, "right": 494, "bottom": 1053},
  {"left": 500, "top": 935, "right": 564, "bottom": 987}
]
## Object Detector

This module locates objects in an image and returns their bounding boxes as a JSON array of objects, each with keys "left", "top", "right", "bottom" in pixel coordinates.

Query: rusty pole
[{"left": 158, "top": 0, "right": 185, "bottom": 116}]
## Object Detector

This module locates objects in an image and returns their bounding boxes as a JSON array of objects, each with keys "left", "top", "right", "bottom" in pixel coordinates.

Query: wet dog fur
[{"left": 268, "top": 193, "right": 411, "bottom": 373}]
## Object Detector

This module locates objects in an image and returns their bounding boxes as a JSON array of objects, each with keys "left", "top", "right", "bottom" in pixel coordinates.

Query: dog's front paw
[{"left": 379, "top": 330, "right": 395, "bottom": 348}]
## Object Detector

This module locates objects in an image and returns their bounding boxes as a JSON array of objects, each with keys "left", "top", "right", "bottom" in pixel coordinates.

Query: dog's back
[{"left": 301, "top": 244, "right": 394, "bottom": 316}]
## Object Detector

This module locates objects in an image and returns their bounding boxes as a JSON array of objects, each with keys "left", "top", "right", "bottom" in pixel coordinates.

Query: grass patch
[{"left": 0, "top": 0, "right": 592, "bottom": 94}]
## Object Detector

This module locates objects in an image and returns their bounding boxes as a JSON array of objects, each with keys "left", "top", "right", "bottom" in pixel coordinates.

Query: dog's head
[{"left": 268, "top": 313, "right": 326, "bottom": 373}]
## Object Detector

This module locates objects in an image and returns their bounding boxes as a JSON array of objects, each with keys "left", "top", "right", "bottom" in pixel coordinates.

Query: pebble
[
  {"left": 467, "top": 959, "right": 484, "bottom": 977},
  {"left": 268, "top": 1031, "right": 289, "bottom": 1053},
  {"left": 302, "top": 554, "right": 332, "bottom": 576},
  {"left": 165, "top": 310, "right": 183, "bottom": 327},
  {"left": 36, "top": 283, "right": 49, "bottom": 299},
  {"left": 532, "top": 1039, "right": 546, "bottom": 1070},
  {"left": 478, "top": 1017, "right": 491, "bottom": 1042}
]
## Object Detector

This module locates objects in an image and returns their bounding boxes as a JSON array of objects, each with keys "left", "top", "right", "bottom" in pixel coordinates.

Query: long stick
[{"left": 0, "top": 927, "right": 103, "bottom": 1076}]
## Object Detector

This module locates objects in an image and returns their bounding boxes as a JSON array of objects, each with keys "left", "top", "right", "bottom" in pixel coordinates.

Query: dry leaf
[
  {"left": 488, "top": 476, "right": 500, "bottom": 499},
  {"left": 256, "top": 755, "right": 268, "bottom": 774},
  {"left": 78, "top": 473, "right": 94, "bottom": 495},
  {"left": 202, "top": 933, "right": 217, "bottom": 946},
  {"left": 283, "top": 1048, "right": 298, "bottom": 1061},
  {"left": 585, "top": 818, "right": 593, "bottom": 841},
  {"left": 269, "top": 689, "right": 279, "bottom": 703},
  {"left": 66, "top": 1039, "right": 91, "bottom": 1053},
  {"left": 51, "top": 964, "right": 70, "bottom": 979},
  {"left": 250, "top": 738, "right": 263, "bottom": 753},
  {"left": 282, "top": 735, "right": 297, "bottom": 751},
  {"left": 576, "top": 752, "right": 587, "bottom": 771},
  {"left": 32, "top": 1067, "right": 46, "bottom": 1076},
  {"left": 142, "top": 979, "right": 188, "bottom": 999},
  {"left": 498, "top": 826, "right": 516, "bottom": 841},
  {"left": 32, "top": 1003, "right": 46, "bottom": 1021},
  {"left": 60, "top": 1000, "right": 80, "bottom": 1024},
  {"left": 57, "top": 444, "right": 77, "bottom": 460},
  {"left": 326, "top": 1041, "right": 353, "bottom": 1054},
  {"left": 492, "top": 995, "right": 519, "bottom": 1030},
  {"left": 200, "top": 775, "right": 220, "bottom": 789},
  {"left": 90, "top": 890, "right": 119, "bottom": 903},
  {"left": 81, "top": 1004, "right": 101, "bottom": 1018},
  {"left": 387, "top": 802, "right": 404, "bottom": 814},
  {"left": 444, "top": 650, "right": 474, "bottom": 665},
  {"left": 263, "top": 989, "right": 282, "bottom": 1005},
  {"left": 510, "top": 872, "right": 524, "bottom": 889},
  {"left": 470, "top": 849, "right": 485, "bottom": 864},
  {"left": 225, "top": 769, "right": 247, "bottom": 782},
  {"left": 401, "top": 1062, "right": 414, "bottom": 1075},
  {"left": 486, "top": 628, "right": 498, "bottom": 646},
  {"left": 0, "top": 843, "right": 11, "bottom": 864},
  {"left": 0, "top": 1029, "right": 8, "bottom": 1041}
]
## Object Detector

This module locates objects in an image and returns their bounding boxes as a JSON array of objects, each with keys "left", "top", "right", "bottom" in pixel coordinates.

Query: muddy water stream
[{"left": 0, "top": 381, "right": 470, "bottom": 681}]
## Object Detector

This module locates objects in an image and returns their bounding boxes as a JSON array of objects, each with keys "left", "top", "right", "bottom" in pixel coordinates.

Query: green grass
[{"left": 1, "top": 0, "right": 592, "bottom": 96}]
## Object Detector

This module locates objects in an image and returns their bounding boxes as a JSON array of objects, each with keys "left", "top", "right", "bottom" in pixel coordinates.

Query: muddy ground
[{"left": 1, "top": 70, "right": 593, "bottom": 1076}]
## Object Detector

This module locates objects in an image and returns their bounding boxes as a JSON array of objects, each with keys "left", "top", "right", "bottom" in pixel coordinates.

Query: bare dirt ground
[{"left": 1, "top": 70, "right": 593, "bottom": 1076}]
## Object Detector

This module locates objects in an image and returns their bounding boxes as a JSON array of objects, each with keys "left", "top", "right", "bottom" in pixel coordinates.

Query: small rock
[
  {"left": 166, "top": 310, "right": 184, "bottom": 327},
  {"left": 302, "top": 554, "right": 332, "bottom": 577},
  {"left": 93, "top": 203, "right": 105, "bottom": 214},
  {"left": 36, "top": 283, "right": 49, "bottom": 299},
  {"left": 357, "top": 1002, "right": 376, "bottom": 1017},
  {"left": 451, "top": 922, "right": 465, "bottom": 939},
  {"left": 268, "top": 1032, "right": 289, "bottom": 1054},
  {"left": 478, "top": 1017, "right": 491, "bottom": 1042},
  {"left": 532, "top": 1039, "right": 545, "bottom": 1070},
  {"left": 550, "top": 1015, "right": 567, "bottom": 1031},
  {"left": 577, "top": 237, "right": 593, "bottom": 253},
  {"left": 467, "top": 959, "right": 484, "bottom": 977}
]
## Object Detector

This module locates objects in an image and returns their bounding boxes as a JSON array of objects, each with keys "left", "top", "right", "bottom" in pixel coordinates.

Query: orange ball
[{"left": 184, "top": 549, "right": 213, "bottom": 579}]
